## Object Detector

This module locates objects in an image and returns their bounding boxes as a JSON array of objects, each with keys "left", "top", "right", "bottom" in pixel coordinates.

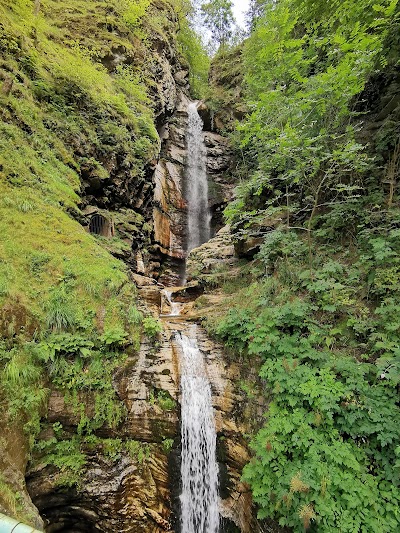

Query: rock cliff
[
  {"left": 27, "top": 315, "right": 262, "bottom": 532},
  {"left": 0, "top": 2, "right": 266, "bottom": 532},
  {"left": 151, "top": 97, "right": 234, "bottom": 284}
]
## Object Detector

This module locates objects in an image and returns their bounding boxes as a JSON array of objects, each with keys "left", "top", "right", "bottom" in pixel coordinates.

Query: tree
[
  {"left": 200, "top": 0, "right": 235, "bottom": 49},
  {"left": 245, "top": 0, "right": 270, "bottom": 32}
]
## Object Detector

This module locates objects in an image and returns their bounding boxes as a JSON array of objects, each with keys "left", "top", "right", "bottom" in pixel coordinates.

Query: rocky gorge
[
  {"left": 0, "top": 1, "right": 267, "bottom": 530},
  {"left": 24, "top": 91, "right": 264, "bottom": 531},
  {"left": 3, "top": 0, "right": 396, "bottom": 531}
]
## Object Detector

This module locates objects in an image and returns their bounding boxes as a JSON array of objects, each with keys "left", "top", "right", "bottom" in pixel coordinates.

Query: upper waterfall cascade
[
  {"left": 176, "top": 328, "right": 219, "bottom": 533},
  {"left": 186, "top": 102, "right": 211, "bottom": 253}
]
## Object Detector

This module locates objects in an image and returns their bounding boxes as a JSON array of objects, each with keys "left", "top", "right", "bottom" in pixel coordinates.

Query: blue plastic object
[{"left": 0, "top": 513, "right": 43, "bottom": 533}]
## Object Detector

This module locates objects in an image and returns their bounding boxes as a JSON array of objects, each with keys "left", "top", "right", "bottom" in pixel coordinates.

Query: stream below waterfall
[{"left": 176, "top": 328, "right": 219, "bottom": 533}]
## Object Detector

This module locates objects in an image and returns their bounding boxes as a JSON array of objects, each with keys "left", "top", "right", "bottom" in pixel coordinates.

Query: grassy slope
[
  {"left": 0, "top": 0, "right": 160, "bottom": 327},
  {"left": 0, "top": 0, "right": 181, "bottom": 521}
]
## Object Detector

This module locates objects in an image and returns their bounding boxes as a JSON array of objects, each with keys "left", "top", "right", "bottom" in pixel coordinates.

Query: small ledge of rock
[{"left": 186, "top": 225, "right": 238, "bottom": 281}]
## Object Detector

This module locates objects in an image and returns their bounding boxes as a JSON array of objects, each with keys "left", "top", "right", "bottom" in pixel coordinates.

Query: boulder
[{"left": 186, "top": 225, "right": 238, "bottom": 280}]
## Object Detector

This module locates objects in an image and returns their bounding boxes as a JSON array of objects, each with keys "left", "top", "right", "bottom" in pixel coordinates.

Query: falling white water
[
  {"left": 176, "top": 328, "right": 219, "bottom": 533},
  {"left": 186, "top": 102, "right": 211, "bottom": 253},
  {"left": 162, "top": 289, "right": 182, "bottom": 316}
]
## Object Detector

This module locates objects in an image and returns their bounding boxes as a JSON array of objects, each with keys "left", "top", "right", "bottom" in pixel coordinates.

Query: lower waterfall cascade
[{"left": 176, "top": 328, "right": 220, "bottom": 533}]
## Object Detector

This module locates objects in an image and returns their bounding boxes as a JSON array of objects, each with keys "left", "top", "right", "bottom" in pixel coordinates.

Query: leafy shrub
[
  {"left": 102, "top": 438, "right": 123, "bottom": 461},
  {"left": 36, "top": 435, "right": 87, "bottom": 488},
  {"left": 125, "top": 439, "right": 150, "bottom": 463},
  {"left": 257, "top": 229, "right": 307, "bottom": 272},
  {"left": 212, "top": 236, "right": 400, "bottom": 530},
  {"left": 99, "top": 327, "right": 129, "bottom": 349},
  {"left": 162, "top": 438, "right": 174, "bottom": 452},
  {"left": 151, "top": 390, "right": 176, "bottom": 411},
  {"left": 142, "top": 316, "right": 163, "bottom": 339}
]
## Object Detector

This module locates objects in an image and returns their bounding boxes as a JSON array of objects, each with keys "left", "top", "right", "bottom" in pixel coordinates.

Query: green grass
[
  {"left": 0, "top": 0, "right": 177, "bottom": 333},
  {"left": 0, "top": 183, "right": 130, "bottom": 326},
  {"left": 0, "top": 0, "right": 186, "bottom": 516}
]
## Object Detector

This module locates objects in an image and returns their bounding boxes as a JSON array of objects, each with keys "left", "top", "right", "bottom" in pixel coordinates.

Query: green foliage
[
  {"left": 0, "top": 472, "right": 31, "bottom": 524},
  {"left": 99, "top": 327, "right": 129, "bottom": 349},
  {"left": 39, "top": 331, "right": 129, "bottom": 432},
  {"left": 0, "top": 474, "right": 19, "bottom": 516},
  {"left": 243, "top": 350, "right": 400, "bottom": 531},
  {"left": 226, "top": 0, "right": 398, "bottom": 226},
  {"left": 124, "top": 439, "right": 151, "bottom": 463},
  {"left": 162, "top": 438, "right": 174, "bottom": 452},
  {"left": 0, "top": 0, "right": 155, "bottom": 460},
  {"left": 177, "top": 22, "right": 210, "bottom": 98},
  {"left": 150, "top": 389, "right": 176, "bottom": 411},
  {"left": 257, "top": 229, "right": 307, "bottom": 273},
  {"left": 127, "top": 304, "right": 143, "bottom": 326},
  {"left": 142, "top": 316, "right": 163, "bottom": 338},
  {"left": 201, "top": 0, "right": 235, "bottom": 50},
  {"left": 35, "top": 434, "right": 87, "bottom": 488},
  {"left": 0, "top": 342, "right": 48, "bottom": 442},
  {"left": 121, "top": 0, "right": 151, "bottom": 28},
  {"left": 197, "top": 0, "right": 400, "bottom": 529},
  {"left": 209, "top": 231, "right": 400, "bottom": 530},
  {"left": 45, "top": 286, "right": 78, "bottom": 332},
  {"left": 239, "top": 379, "right": 257, "bottom": 399},
  {"left": 33, "top": 429, "right": 151, "bottom": 488},
  {"left": 102, "top": 438, "right": 123, "bottom": 461},
  {"left": 0, "top": 0, "right": 164, "bottom": 340}
]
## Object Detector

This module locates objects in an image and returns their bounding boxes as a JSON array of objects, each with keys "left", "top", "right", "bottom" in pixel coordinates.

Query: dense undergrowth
[
  {"left": 195, "top": 0, "right": 400, "bottom": 531},
  {"left": 200, "top": 220, "right": 400, "bottom": 531},
  {"left": 1, "top": 0, "right": 400, "bottom": 529}
]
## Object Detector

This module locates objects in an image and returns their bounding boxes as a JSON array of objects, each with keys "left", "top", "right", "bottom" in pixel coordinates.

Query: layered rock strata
[
  {"left": 152, "top": 100, "right": 234, "bottom": 283},
  {"left": 26, "top": 309, "right": 262, "bottom": 533}
]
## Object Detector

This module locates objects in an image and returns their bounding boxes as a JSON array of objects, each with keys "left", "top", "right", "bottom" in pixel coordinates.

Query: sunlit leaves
[{"left": 226, "top": 0, "right": 397, "bottom": 225}]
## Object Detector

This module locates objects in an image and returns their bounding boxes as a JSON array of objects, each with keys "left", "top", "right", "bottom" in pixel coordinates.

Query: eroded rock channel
[{"left": 26, "top": 101, "right": 262, "bottom": 532}]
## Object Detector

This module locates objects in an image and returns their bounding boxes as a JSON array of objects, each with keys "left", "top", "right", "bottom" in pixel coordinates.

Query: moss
[
  {"left": 0, "top": 1, "right": 185, "bottom": 517},
  {"left": 0, "top": 0, "right": 187, "bottom": 334}
]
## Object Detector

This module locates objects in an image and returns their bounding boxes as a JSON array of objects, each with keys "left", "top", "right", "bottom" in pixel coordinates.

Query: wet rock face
[
  {"left": 186, "top": 225, "right": 238, "bottom": 281},
  {"left": 28, "top": 451, "right": 172, "bottom": 533},
  {"left": 152, "top": 100, "right": 234, "bottom": 282},
  {"left": 0, "top": 423, "right": 44, "bottom": 530},
  {"left": 153, "top": 92, "right": 190, "bottom": 263},
  {"left": 231, "top": 213, "right": 286, "bottom": 258},
  {"left": 27, "top": 335, "right": 178, "bottom": 532},
  {"left": 204, "top": 131, "right": 235, "bottom": 232},
  {"left": 127, "top": 319, "right": 264, "bottom": 533},
  {"left": 26, "top": 309, "right": 262, "bottom": 533}
]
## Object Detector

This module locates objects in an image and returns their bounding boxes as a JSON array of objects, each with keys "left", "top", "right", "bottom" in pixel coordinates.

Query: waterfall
[
  {"left": 186, "top": 102, "right": 211, "bottom": 253},
  {"left": 162, "top": 289, "right": 182, "bottom": 316},
  {"left": 176, "top": 328, "right": 219, "bottom": 533}
]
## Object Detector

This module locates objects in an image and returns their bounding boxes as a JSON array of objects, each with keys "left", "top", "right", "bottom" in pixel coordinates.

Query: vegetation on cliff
[
  {"left": 1, "top": 0, "right": 399, "bottom": 530},
  {"left": 197, "top": 0, "right": 400, "bottom": 530},
  {"left": 0, "top": 0, "right": 196, "bottom": 521}
]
